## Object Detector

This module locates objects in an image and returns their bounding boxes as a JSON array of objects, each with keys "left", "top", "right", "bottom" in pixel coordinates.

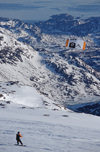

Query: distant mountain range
[{"left": 0, "top": 13, "right": 100, "bottom": 108}]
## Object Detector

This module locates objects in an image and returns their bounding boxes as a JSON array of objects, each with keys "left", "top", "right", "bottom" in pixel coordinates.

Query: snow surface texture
[
  {"left": 0, "top": 14, "right": 100, "bottom": 106},
  {"left": 0, "top": 98, "right": 100, "bottom": 152}
]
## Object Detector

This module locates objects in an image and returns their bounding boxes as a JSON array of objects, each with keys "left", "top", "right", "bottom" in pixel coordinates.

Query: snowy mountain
[
  {"left": 0, "top": 13, "right": 100, "bottom": 152},
  {"left": 0, "top": 14, "right": 100, "bottom": 109}
]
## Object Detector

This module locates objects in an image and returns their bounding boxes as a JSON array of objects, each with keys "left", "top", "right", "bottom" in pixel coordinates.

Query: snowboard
[{"left": 14, "top": 144, "right": 26, "bottom": 147}]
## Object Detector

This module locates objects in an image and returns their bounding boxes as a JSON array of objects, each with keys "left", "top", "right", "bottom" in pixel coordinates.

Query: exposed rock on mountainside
[{"left": 0, "top": 14, "right": 100, "bottom": 106}]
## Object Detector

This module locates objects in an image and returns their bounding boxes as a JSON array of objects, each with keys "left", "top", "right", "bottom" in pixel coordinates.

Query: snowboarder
[{"left": 16, "top": 131, "right": 23, "bottom": 145}]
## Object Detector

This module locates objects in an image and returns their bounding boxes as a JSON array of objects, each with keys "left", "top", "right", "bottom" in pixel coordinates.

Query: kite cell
[{"left": 66, "top": 38, "right": 86, "bottom": 50}]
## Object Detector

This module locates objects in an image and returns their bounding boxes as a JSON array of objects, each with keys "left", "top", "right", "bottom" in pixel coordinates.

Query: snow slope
[
  {"left": 0, "top": 97, "right": 100, "bottom": 152},
  {"left": 0, "top": 82, "right": 100, "bottom": 152},
  {"left": 0, "top": 81, "right": 62, "bottom": 109}
]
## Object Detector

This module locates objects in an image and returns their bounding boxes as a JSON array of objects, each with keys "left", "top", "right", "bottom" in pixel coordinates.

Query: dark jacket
[{"left": 16, "top": 132, "right": 22, "bottom": 141}]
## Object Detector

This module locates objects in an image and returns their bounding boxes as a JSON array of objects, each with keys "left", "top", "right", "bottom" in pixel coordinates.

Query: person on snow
[{"left": 16, "top": 131, "right": 23, "bottom": 145}]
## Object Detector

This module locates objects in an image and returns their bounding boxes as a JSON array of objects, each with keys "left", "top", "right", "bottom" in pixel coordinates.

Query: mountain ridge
[{"left": 0, "top": 13, "right": 100, "bottom": 107}]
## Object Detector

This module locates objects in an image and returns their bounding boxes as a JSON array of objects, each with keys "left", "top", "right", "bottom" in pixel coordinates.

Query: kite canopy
[{"left": 66, "top": 38, "right": 86, "bottom": 50}]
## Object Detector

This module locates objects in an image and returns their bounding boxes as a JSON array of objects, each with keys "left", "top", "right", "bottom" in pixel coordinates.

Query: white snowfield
[{"left": 0, "top": 84, "right": 100, "bottom": 152}]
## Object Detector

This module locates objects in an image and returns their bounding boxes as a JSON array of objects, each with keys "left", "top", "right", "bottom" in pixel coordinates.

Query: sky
[{"left": 0, "top": 0, "right": 100, "bottom": 21}]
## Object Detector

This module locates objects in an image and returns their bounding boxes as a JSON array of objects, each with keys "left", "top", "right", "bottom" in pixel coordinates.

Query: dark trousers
[{"left": 17, "top": 139, "right": 23, "bottom": 145}]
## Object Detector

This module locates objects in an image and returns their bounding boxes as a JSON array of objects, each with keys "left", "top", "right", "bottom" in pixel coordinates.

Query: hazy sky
[{"left": 0, "top": 0, "right": 100, "bottom": 21}]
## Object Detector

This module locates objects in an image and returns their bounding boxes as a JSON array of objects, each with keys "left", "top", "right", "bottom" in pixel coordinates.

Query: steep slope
[
  {"left": 0, "top": 14, "right": 100, "bottom": 107},
  {"left": 0, "top": 27, "right": 41, "bottom": 85}
]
